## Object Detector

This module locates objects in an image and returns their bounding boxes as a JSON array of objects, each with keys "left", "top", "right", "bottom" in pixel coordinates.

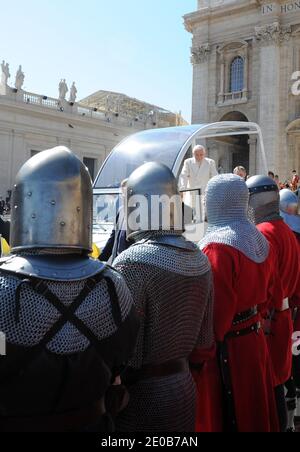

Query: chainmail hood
[
  {"left": 200, "top": 174, "right": 269, "bottom": 263},
  {"left": 131, "top": 229, "right": 182, "bottom": 244}
]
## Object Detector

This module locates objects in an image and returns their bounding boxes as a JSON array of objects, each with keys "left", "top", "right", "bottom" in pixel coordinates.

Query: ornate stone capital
[
  {"left": 255, "top": 22, "right": 291, "bottom": 44},
  {"left": 191, "top": 43, "right": 211, "bottom": 64}
]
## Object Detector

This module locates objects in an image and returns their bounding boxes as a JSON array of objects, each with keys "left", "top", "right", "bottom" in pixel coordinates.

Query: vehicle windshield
[
  {"left": 93, "top": 193, "right": 120, "bottom": 249},
  {"left": 94, "top": 126, "right": 200, "bottom": 189}
]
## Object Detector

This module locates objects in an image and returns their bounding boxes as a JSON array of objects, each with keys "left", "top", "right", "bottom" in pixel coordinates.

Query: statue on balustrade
[
  {"left": 69, "top": 82, "right": 77, "bottom": 103},
  {"left": 15, "top": 65, "right": 25, "bottom": 91},
  {"left": 1, "top": 61, "right": 10, "bottom": 86},
  {"left": 59, "top": 79, "right": 68, "bottom": 101}
]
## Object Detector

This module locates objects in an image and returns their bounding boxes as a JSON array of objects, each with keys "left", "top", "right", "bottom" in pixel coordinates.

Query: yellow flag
[
  {"left": 90, "top": 243, "right": 100, "bottom": 260},
  {"left": 1, "top": 237, "right": 10, "bottom": 256}
]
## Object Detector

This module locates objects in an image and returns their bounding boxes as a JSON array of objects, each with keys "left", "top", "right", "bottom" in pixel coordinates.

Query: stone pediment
[
  {"left": 286, "top": 119, "right": 300, "bottom": 132},
  {"left": 218, "top": 40, "right": 249, "bottom": 52}
]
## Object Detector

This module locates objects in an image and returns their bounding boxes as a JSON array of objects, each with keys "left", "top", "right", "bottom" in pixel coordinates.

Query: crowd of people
[
  {"left": 0, "top": 144, "right": 299, "bottom": 433},
  {"left": 232, "top": 165, "right": 300, "bottom": 194},
  {"left": 0, "top": 195, "right": 11, "bottom": 216}
]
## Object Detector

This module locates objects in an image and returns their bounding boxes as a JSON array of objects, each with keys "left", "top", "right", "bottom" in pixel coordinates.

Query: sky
[{"left": 0, "top": 0, "right": 196, "bottom": 121}]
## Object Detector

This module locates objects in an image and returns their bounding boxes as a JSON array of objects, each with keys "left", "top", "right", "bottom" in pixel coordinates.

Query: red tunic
[
  {"left": 193, "top": 244, "right": 279, "bottom": 432},
  {"left": 291, "top": 233, "right": 300, "bottom": 333},
  {"left": 258, "top": 220, "right": 300, "bottom": 386}
]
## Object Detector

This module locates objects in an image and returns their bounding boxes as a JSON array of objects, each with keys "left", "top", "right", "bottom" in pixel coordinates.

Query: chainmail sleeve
[
  {"left": 112, "top": 259, "right": 147, "bottom": 370},
  {"left": 196, "top": 271, "right": 214, "bottom": 350},
  {"left": 99, "top": 267, "right": 141, "bottom": 372}
]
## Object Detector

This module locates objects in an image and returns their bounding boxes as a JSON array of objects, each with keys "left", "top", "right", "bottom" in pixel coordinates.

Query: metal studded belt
[
  {"left": 232, "top": 306, "right": 258, "bottom": 326},
  {"left": 225, "top": 321, "right": 261, "bottom": 340}
]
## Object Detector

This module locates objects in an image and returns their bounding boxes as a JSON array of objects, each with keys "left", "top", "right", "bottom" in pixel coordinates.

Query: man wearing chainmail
[
  {"left": 247, "top": 176, "right": 300, "bottom": 432},
  {"left": 0, "top": 147, "right": 139, "bottom": 432},
  {"left": 198, "top": 174, "right": 279, "bottom": 432},
  {"left": 279, "top": 189, "right": 300, "bottom": 429},
  {"left": 113, "top": 162, "right": 214, "bottom": 432}
]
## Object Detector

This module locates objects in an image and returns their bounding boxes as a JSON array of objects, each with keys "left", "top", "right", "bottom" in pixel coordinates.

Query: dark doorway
[
  {"left": 220, "top": 111, "right": 250, "bottom": 173},
  {"left": 83, "top": 157, "right": 96, "bottom": 181}
]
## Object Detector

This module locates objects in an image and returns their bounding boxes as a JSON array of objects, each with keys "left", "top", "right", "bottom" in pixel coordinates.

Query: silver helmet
[
  {"left": 279, "top": 189, "right": 300, "bottom": 234},
  {"left": 246, "top": 175, "right": 280, "bottom": 225},
  {"left": 10, "top": 146, "right": 93, "bottom": 254},
  {"left": 125, "top": 162, "right": 183, "bottom": 240}
]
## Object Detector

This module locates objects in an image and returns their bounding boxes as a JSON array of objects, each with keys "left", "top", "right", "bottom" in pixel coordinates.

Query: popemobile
[{"left": 92, "top": 121, "right": 268, "bottom": 251}]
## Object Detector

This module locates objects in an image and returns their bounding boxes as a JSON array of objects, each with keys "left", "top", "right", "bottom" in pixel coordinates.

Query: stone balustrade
[
  {"left": 0, "top": 86, "right": 155, "bottom": 130},
  {"left": 218, "top": 90, "right": 248, "bottom": 105}
]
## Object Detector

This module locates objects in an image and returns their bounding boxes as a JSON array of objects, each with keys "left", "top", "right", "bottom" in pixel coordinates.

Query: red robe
[
  {"left": 291, "top": 233, "right": 300, "bottom": 333},
  {"left": 258, "top": 220, "right": 300, "bottom": 386},
  {"left": 192, "top": 243, "right": 279, "bottom": 432}
]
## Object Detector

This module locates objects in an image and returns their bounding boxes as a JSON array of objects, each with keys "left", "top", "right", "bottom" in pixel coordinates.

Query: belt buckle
[{"left": 254, "top": 321, "right": 261, "bottom": 334}]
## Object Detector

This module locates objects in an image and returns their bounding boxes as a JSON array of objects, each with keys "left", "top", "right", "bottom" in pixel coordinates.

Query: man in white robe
[{"left": 180, "top": 145, "right": 218, "bottom": 219}]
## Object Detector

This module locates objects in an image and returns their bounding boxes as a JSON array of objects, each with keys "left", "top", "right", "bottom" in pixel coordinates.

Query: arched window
[{"left": 230, "top": 56, "right": 244, "bottom": 92}]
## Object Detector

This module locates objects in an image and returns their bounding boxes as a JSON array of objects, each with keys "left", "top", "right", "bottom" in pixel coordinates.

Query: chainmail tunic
[
  {"left": 113, "top": 236, "right": 213, "bottom": 432},
  {"left": 200, "top": 174, "right": 269, "bottom": 263},
  {"left": 0, "top": 256, "right": 141, "bottom": 423},
  {"left": 0, "top": 266, "right": 133, "bottom": 354}
]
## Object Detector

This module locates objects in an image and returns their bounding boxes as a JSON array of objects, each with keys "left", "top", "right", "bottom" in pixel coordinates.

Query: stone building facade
[
  {"left": 184, "top": 0, "right": 300, "bottom": 180},
  {"left": 0, "top": 74, "right": 183, "bottom": 198}
]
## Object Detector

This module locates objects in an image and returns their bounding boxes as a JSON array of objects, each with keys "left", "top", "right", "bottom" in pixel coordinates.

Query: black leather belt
[
  {"left": 0, "top": 398, "right": 106, "bottom": 432},
  {"left": 232, "top": 307, "right": 258, "bottom": 326},
  {"left": 226, "top": 322, "right": 261, "bottom": 340},
  {"left": 124, "top": 358, "right": 189, "bottom": 386}
]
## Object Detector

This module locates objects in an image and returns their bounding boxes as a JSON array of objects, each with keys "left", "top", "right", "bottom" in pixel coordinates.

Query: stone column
[
  {"left": 248, "top": 137, "right": 257, "bottom": 176},
  {"left": 208, "top": 143, "right": 219, "bottom": 166},
  {"left": 218, "top": 56, "right": 225, "bottom": 104},
  {"left": 243, "top": 48, "right": 249, "bottom": 100},
  {"left": 191, "top": 44, "right": 211, "bottom": 123},
  {"left": 255, "top": 22, "right": 291, "bottom": 173},
  {"left": 288, "top": 134, "right": 296, "bottom": 176}
]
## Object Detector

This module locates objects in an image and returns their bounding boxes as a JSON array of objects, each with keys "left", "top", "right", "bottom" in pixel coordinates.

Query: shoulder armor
[
  {"left": 137, "top": 235, "right": 198, "bottom": 252},
  {"left": 0, "top": 254, "right": 106, "bottom": 281}
]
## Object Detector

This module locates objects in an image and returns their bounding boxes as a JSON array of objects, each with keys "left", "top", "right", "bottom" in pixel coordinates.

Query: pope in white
[
  {"left": 180, "top": 145, "right": 218, "bottom": 220},
  {"left": 180, "top": 145, "right": 218, "bottom": 193}
]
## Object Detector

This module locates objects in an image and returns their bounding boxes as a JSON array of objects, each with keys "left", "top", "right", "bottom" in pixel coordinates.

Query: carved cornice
[
  {"left": 191, "top": 43, "right": 211, "bottom": 64},
  {"left": 255, "top": 22, "right": 292, "bottom": 44}
]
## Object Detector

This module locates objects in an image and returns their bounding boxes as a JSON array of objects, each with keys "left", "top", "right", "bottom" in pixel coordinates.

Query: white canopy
[{"left": 94, "top": 122, "right": 266, "bottom": 192}]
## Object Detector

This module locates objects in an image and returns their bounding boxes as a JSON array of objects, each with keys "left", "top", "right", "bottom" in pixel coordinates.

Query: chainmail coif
[
  {"left": 113, "top": 233, "right": 214, "bottom": 432},
  {"left": 200, "top": 174, "right": 269, "bottom": 263}
]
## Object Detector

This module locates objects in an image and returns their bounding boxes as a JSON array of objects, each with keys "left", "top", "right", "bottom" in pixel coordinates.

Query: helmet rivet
[
  {"left": 60, "top": 221, "right": 66, "bottom": 227},
  {"left": 14, "top": 205, "right": 18, "bottom": 209},
  {"left": 32, "top": 214, "right": 36, "bottom": 219},
  {"left": 27, "top": 192, "right": 32, "bottom": 197},
  {"left": 77, "top": 207, "right": 81, "bottom": 212},
  {"left": 51, "top": 200, "right": 56, "bottom": 206}
]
